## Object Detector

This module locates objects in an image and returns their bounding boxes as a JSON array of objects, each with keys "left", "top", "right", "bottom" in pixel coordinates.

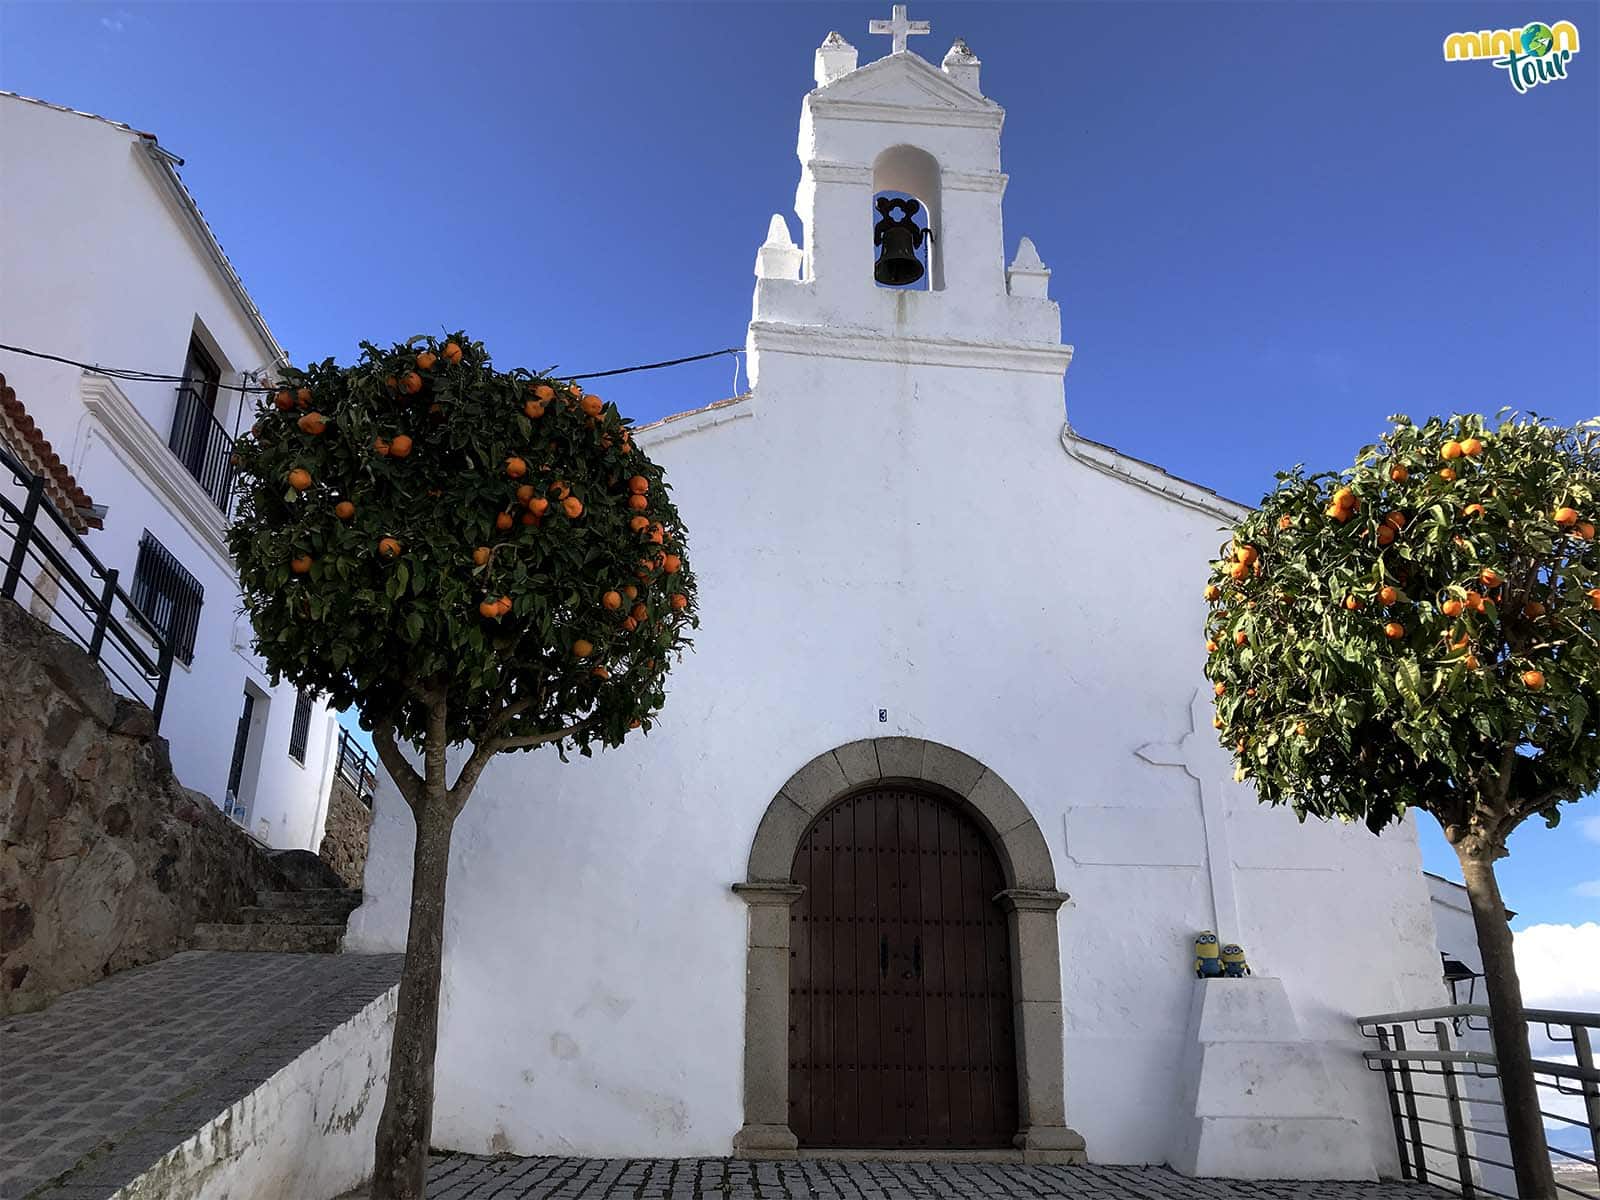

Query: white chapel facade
[{"left": 348, "top": 17, "right": 1450, "bottom": 1177}]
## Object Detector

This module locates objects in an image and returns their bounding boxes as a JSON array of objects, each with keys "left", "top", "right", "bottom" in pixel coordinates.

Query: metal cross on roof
[{"left": 868, "top": 4, "right": 929, "bottom": 55}]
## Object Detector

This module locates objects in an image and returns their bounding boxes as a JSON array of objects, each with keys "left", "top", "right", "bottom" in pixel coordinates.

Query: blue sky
[{"left": 3, "top": 2, "right": 1596, "bottom": 929}]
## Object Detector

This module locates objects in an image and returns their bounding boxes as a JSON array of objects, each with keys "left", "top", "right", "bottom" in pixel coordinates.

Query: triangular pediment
[{"left": 811, "top": 51, "right": 1000, "bottom": 116}]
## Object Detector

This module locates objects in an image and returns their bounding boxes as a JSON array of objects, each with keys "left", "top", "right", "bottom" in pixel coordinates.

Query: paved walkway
[
  {"left": 0, "top": 950, "right": 402, "bottom": 1200},
  {"left": 410, "top": 1156, "right": 1435, "bottom": 1200}
]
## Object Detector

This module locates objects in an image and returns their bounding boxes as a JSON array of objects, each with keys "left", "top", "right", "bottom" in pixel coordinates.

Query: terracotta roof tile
[{"left": 0, "top": 374, "right": 101, "bottom": 532}]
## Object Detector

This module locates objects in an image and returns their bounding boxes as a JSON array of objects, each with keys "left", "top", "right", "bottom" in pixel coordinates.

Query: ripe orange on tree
[
  {"left": 1465, "top": 503, "right": 1486, "bottom": 518},
  {"left": 1384, "top": 622, "right": 1405, "bottom": 639},
  {"left": 378, "top": 537, "right": 402, "bottom": 559},
  {"left": 495, "top": 512, "right": 514, "bottom": 532},
  {"left": 1389, "top": 464, "right": 1408, "bottom": 482},
  {"left": 1480, "top": 568, "right": 1503, "bottom": 588},
  {"left": 273, "top": 389, "right": 295, "bottom": 411},
  {"left": 572, "top": 639, "right": 594, "bottom": 658},
  {"left": 1522, "top": 669, "right": 1545, "bottom": 690},
  {"left": 472, "top": 546, "right": 491, "bottom": 566},
  {"left": 661, "top": 553, "right": 681, "bottom": 574},
  {"left": 298, "top": 412, "right": 327, "bottom": 435},
  {"left": 525, "top": 401, "right": 546, "bottom": 420},
  {"left": 507, "top": 457, "right": 528, "bottom": 479},
  {"left": 1439, "top": 467, "right": 1457, "bottom": 482},
  {"left": 1577, "top": 521, "right": 1596, "bottom": 540},
  {"left": 335, "top": 501, "right": 356, "bottom": 521},
  {"left": 389, "top": 435, "right": 413, "bottom": 458},
  {"left": 288, "top": 468, "right": 313, "bottom": 491},
  {"left": 528, "top": 497, "right": 550, "bottom": 516},
  {"left": 373, "top": 437, "right": 391, "bottom": 457},
  {"left": 628, "top": 493, "right": 648, "bottom": 511},
  {"left": 602, "top": 590, "right": 623, "bottom": 611},
  {"left": 562, "top": 496, "right": 584, "bottom": 518},
  {"left": 1441, "top": 440, "right": 1464, "bottom": 460},
  {"left": 1441, "top": 598, "right": 1464, "bottom": 617},
  {"left": 416, "top": 350, "right": 438, "bottom": 371},
  {"left": 1379, "top": 585, "right": 1398, "bottom": 605},
  {"left": 628, "top": 476, "right": 649, "bottom": 495},
  {"left": 479, "top": 599, "right": 502, "bottom": 620},
  {"left": 533, "top": 384, "right": 555, "bottom": 402},
  {"left": 442, "top": 341, "right": 463, "bottom": 364},
  {"left": 400, "top": 372, "right": 423, "bottom": 395},
  {"left": 1233, "top": 630, "right": 1248, "bottom": 646},
  {"left": 581, "top": 394, "right": 604, "bottom": 418},
  {"left": 671, "top": 593, "right": 688, "bottom": 611},
  {"left": 1461, "top": 437, "right": 1484, "bottom": 457},
  {"left": 290, "top": 554, "right": 313, "bottom": 574},
  {"left": 1554, "top": 506, "right": 1579, "bottom": 527}
]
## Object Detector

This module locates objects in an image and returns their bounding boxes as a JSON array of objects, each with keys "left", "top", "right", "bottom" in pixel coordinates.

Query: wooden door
[{"left": 789, "top": 785, "right": 1019, "bottom": 1149}]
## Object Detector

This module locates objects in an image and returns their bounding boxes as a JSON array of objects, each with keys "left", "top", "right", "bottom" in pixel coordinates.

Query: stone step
[
  {"left": 233, "top": 905, "right": 356, "bottom": 926},
  {"left": 255, "top": 888, "right": 362, "bottom": 914},
  {"left": 191, "top": 923, "right": 347, "bottom": 953}
]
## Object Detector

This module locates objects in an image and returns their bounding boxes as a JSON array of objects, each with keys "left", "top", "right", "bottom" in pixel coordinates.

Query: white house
[
  {"left": 346, "top": 19, "right": 1452, "bottom": 1178},
  {"left": 0, "top": 92, "right": 339, "bottom": 853}
]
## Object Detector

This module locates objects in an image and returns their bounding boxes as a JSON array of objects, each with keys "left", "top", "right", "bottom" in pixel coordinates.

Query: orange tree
[
  {"left": 227, "top": 333, "right": 696, "bottom": 1200},
  {"left": 1204, "top": 412, "right": 1597, "bottom": 1199}
]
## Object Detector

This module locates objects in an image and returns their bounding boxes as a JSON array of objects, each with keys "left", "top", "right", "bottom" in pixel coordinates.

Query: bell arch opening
[
  {"left": 732, "top": 737, "right": 1086, "bottom": 1163},
  {"left": 872, "top": 145, "right": 942, "bottom": 291}
]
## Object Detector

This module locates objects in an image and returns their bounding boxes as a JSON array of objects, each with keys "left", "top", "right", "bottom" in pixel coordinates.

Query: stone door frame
[{"left": 732, "top": 737, "right": 1087, "bottom": 1163}]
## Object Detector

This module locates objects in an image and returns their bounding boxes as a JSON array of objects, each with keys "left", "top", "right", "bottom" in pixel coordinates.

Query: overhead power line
[{"left": 0, "top": 342, "right": 744, "bottom": 393}]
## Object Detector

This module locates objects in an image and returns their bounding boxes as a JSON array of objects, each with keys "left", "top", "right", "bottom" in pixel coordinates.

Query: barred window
[
  {"left": 288, "top": 688, "right": 314, "bottom": 764},
  {"left": 129, "top": 531, "right": 204, "bottom": 666}
]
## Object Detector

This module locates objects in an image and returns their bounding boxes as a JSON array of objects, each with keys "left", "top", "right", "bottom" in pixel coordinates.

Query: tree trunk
[
  {"left": 1457, "top": 848, "right": 1556, "bottom": 1200},
  {"left": 369, "top": 789, "right": 457, "bottom": 1200}
]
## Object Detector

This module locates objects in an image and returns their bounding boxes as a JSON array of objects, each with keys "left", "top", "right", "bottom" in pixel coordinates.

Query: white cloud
[
  {"left": 1514, "top": 922, "right": 1600, "bottom": 1012},
  {"left": 1574, "top": 880, "right": 1600, "bottom": 899},
  {"left": 1581, "top": 814, "right": 1600, "bottom": 844},
  {"left": 99, "top": 16, "right": 125, "bottom": 32}
]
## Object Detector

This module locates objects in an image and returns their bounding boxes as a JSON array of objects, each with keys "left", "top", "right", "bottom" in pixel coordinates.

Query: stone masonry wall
[
  {"left": 319, "top": 775, "right": 371, "bottom": 891},
  {"left": 0, "top": 599, "right": 287, "bottom": 1014}
]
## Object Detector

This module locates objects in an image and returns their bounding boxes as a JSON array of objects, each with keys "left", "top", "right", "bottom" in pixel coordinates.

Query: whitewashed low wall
[{"left": 113, "top": 986, "right": 396, "bottom": 1200}]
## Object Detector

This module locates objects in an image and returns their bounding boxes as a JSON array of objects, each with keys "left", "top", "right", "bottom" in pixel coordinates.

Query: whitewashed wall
[
  {"left": 0, "top": 95, "right": 337, "bottom": 851},
  {"left": 346, "top": 39, "right": 1448, "bottom": 1173}
]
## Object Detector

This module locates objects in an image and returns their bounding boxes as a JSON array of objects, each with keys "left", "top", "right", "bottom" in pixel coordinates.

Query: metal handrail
[
  {"left": 1360, "top": 1006, "right": 1600, "bottom": 1198},
  {"left": 0, "top": 439, "right": 175, "bottom": 724},
  {"left": 168, "top": 384, "right": 236, "bottom": 512}
]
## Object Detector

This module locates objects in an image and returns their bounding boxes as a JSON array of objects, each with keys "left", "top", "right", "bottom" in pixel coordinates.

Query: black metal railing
[
  {"left": 335, "top": 726, "right": 378, "bottom": 805},
  {"left": 168, "top": 385, "right": 236, "bottom": 512},
  {"left": 1359, "top": 1004, "right": 1600, "bottom": 1199},
  {"left": 288, "top": 688, "right": 313, "bottom": 764},
  {"left": 0, "top": 441, "right": 175, "bottom": 726},
  {"left": 129, "top": 530, "right": 204, "bottom": 666}
]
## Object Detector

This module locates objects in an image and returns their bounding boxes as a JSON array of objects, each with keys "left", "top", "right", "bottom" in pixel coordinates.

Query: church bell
[
  {"left": 873, "top": 196, "right": 929, "bottom": 286},
  {"left": 874, "top": 224, "right": 925, "bottom": 286}
]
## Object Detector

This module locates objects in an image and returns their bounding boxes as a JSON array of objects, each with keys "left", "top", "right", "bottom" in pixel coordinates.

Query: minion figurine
[
  {"left": 1221, "top": 944, "right": 1251, "bottom": 977},
  {"left": 1194, "top": 931, "right": 1223, "bottom": 978}
]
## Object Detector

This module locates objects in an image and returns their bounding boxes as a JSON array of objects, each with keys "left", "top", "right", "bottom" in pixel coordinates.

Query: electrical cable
[{"left": 0, "top": 341, "right": 743, "bottom": 393}]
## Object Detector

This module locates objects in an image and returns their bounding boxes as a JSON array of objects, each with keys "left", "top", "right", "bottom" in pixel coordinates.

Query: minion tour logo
[{"left": 1443, "top": 19, "right": 1580, "bottom": 92}]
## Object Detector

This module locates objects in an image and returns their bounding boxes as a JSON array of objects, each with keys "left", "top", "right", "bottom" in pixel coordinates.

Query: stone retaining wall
[
  {"left": 318, "top": 775, "right": 371, "bottom": 891},
  {"left": 0, "top": 599, "right": 286, "bottom": 1013}
]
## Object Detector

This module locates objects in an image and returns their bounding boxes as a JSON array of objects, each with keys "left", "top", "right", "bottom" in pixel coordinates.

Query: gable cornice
[
  {"left": 79, "top": 374, "right": 236, "bottom": 574},
  {"left": 1060, "top": 423, "right": 1250, "bottom": 521},
  {"left": 807, "top": 50, "right": 1004, "bottom": 130}
]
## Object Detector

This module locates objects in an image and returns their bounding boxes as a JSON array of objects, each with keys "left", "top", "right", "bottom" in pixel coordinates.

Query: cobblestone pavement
[
  {"left": 410, "top": 1156, "right": 1437, "bottom": 1200},
  {"left": 0, "top": 950, "right": 402, "bottom": 1200}
]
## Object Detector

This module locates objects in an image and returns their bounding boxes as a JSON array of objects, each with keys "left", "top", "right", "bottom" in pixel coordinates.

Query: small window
[
  {"left": 129, "top": 530, "right": 204, "bottom": 666},
  {"left": 288, "top": 688, "right": 314, "bottom": 764}
]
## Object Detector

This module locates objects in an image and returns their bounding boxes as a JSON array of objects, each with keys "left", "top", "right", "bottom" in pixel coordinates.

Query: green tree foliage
[
  {"left": 228, "top": 333, "right": 695, "bottom": 758},
  {"left": 1203, "top": 412, "right": 1598, "bottom": 1200},
  {"left": 227, "top": 333, "right": 698, "bottom": 1200}
]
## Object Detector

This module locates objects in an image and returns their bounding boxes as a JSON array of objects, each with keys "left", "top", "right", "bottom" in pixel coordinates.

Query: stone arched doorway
[{"left": 732, "top": 737, "right": 1087, "bottom": 1163}]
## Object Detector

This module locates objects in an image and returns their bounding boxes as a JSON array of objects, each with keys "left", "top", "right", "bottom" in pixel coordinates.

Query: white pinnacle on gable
[
  {"left": 1007, "top": 236, "right": 1051, "bottom": 298},
  {"left": 754, "top": 214, "right": 802, "bottom": 281},
  {"left": 868, "top": 4, "right": 929, "bottom": 56},
  {"left": 814, "top": 31, "right": 858, "bottom": 88},
  {"left": 941, "top": 37, "right": 981, "bottom": 94}
]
